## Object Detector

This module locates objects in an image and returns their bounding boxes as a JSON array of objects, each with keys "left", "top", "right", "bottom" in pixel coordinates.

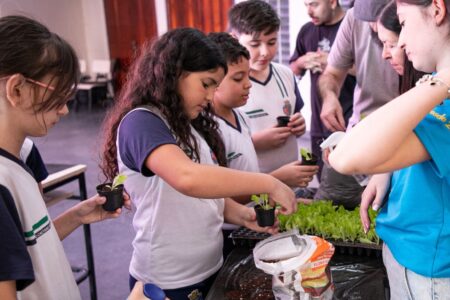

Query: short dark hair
[
  {"left": 208, "top": 32, "right": 250, "bottom": 65},
  {"left": 0, "top": 15, "right": 79, "bottom": 112},
  {"left": 228, "top": 0, "right": 280, "bottom": 36}
]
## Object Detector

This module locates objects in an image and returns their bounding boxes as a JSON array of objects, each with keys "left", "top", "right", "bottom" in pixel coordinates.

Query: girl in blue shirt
[{"left": 329, "top": 0, "right": 450, "bottom": 298}]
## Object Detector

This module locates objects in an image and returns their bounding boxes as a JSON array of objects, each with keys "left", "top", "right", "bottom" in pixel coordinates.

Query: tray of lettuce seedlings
[
  {"left": 231, "top": 201, "right": 382, "bottom": 256},
  {"left": 278, "top": 200, "right": 381, "bottom": 256}
]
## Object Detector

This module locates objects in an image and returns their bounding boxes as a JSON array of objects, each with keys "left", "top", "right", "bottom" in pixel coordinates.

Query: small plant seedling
[
  {"left": 105, "top": 174, "right": 127, "bottom": 191},
  {"left": 251, "top": 194, "right": 272, "bottom": 210},
  {"left": 300, "top": 148, "right": 313, "bottom": 161}
]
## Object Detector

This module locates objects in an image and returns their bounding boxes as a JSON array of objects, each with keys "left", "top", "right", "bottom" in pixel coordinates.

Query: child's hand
[
  {"left": 242, "top": 207, "right": 279, "bottom": 235},
  {"left": 252, "top": 127, "right": 291, "bottom": 150},
  {"left": 74, "top": 192, "right": 131, "bottom": 225},
  {"left": 271, "top": 161, "right": 318, "bottom": 188},
  {"left": 268, "top": 179, "right": 296, "bottom": 215},
  {"left": 360, "top": 173, "right": 390, "bottom": 233},
  {"left": 288, "top": 112, "right": 306, "bottom": 137}
]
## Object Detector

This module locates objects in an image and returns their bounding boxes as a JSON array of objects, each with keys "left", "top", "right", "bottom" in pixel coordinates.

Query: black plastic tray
[{"left": 230, "top": 227, "right": 382, "bottom": 257}]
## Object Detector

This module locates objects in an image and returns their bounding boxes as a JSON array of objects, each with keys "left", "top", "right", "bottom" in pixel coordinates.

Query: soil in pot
[
  {"left": 96, "top": 183, "right": 124, "bottom": 211},
  {"left": 254, "top": 205, "right": 275, "bottom": 227},
  {"left": 300, "top": 153, "right": 319, "bottom": 166},
  {"left": 276, "top": 116, "right": 290, "bottom": 127}
]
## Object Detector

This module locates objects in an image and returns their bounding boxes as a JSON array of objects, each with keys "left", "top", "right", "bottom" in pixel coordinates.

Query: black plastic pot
[
  {"left": 276, "top": 116, "right": 290, "bottom": 127},
  {"left": 254, "top": 205, "right": 275, "bottom": 227},
  {"left": 96, "top": 183, "right": 124, "bottom": 211},
  {"left": 301, "top": 153, "right": 319, "bottom": 166}
]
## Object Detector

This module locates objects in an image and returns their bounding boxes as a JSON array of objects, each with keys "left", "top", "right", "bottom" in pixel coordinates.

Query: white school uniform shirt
[
  {"left": 117, "top": 107, "right": 224, "bottom": 289},
  {"left": 240, "top": 62, "right": 301, "bottom": 173},
  {"left": 0, "top": 151, "right": 81, "bottom": 300},
  {"left": 216, "top": 109, "right": 260, "bottom": 173}
]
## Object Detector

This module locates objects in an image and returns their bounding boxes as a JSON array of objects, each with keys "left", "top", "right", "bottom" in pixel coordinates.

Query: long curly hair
[{"left": 101, "top": 28, "right": 228, "bottom": 180}]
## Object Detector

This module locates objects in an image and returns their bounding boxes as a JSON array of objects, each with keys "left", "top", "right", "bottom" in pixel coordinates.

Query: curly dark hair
[
  {"left": 207, "top": 32, "right": 250, "bottom": 65},
  {"left": 101, "top": 28, "right": 228, "bottom": 180},
  {"left": 228, "top": 0, "right": 280, "bottom": 36}
]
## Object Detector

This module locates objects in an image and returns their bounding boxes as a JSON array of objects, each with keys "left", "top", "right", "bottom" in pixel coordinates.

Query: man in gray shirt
[
  {"left": 314, "top": 0, "right": 398, "bottom": 207},
  {"left": 318, "top": 0, "right": 398, "bottom": 132}
]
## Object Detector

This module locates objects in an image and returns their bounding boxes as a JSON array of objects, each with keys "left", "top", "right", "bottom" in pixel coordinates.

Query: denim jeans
[{"left": 383, "top": 243, "right": 450, "bottom": 300}]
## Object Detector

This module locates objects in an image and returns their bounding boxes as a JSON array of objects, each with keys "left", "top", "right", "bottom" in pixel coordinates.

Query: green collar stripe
[
  {"left": 24, "top": 215, "right": 49, "bottom": 238},
  {"left": 245, "top": 109, "right": 264, "bottom": 115}
]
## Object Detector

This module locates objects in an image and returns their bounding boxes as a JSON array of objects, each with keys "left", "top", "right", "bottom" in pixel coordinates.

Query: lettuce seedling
[
  {"left": 251, "top": 193, "right": 272, "bottom": 210},
  {"left": 105, "top": 174, "right": 127, "bottom": 191},
  {"left": 300, "top": 147, "right": 313, "bottom": 161}
]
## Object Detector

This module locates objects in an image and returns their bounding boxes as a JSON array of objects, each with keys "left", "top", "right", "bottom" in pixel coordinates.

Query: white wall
[{"left": 0, "top": 0, "right": 110, "bottom": 76}]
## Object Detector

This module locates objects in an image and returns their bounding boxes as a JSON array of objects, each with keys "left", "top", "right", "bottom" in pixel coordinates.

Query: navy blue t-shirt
[
  {"left": 25, "top": 144, "right": 48, "bottom": 183},
  {"left": 290, "top": 20, "right": 356, "bottom": 137},
  {"left": 0, "top": 183, "right": 35, "bottom": 290},
  {"left": 118, "top": 110, "right": 177, "bottom": 177}
]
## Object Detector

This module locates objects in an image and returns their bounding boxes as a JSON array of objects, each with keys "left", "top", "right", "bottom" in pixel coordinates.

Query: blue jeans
[
  {"left": 383, "top": 244, "right": 450, "bottom": 300},
  {"left": 129, "top": 272, "right": 218, "bottom": 300}
]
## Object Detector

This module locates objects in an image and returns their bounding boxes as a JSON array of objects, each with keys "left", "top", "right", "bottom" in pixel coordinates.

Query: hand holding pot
[
  {"left": 243, "top": 207, "right": 279, "bottom": 234},
  {"left": 73, "top": 192, "right": 131, "bottom": 225}
]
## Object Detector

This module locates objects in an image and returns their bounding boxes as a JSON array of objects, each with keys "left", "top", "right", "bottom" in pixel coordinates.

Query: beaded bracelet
[{"left": 416, "top": 74, "right": 450, "bottom": 96}]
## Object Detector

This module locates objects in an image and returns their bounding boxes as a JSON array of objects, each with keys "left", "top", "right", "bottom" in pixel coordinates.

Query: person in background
[
  {"left": 100, "top": 28, "right": 296, "bottom": 300},
  {"left": 208, "top": 32, "right": 318, "bottom": 258},
  {"left": 290, "top": 0, "right": 356, "bottom": 179},
  {"left": 329, "top": 0, "right": 450, "bottom": 297},
  {"left": 313, "top": 0, "right": 398, "bottom": 208},
  {"left": 377, "top": 0, "right": 426, "bottom": 94},
  {"left": 228, "top": 0, "right": 314, "bottom": 191},
  {"left": 0, "top": 15, "right": 131, "bottom": 300}
]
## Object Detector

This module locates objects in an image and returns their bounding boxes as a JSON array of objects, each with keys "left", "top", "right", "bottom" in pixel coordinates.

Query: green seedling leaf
[
  {"left": 300, "top": 147, "right": 312, "bottom": 160},
  {"left": 112, "top": 174, "right": 127, "bottom": 190}
]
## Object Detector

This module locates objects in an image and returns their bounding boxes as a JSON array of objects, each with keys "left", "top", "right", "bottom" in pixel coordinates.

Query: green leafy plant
[
  {"left": 278, "top": 200, "right": 380, "bottom": 244},
  {"left": 251, "top": 194, "right": 272, "bottom": 210},
  {"left": 105, "top": 174, "right": 127, "bottom": 191},
  {"left": 300, "top": 147, "right": 313, "bottom": 161}
]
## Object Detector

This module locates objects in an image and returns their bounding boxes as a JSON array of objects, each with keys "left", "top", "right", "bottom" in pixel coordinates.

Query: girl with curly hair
[{"left": 100, "top": 28, "right": 295, "bottom": 299}]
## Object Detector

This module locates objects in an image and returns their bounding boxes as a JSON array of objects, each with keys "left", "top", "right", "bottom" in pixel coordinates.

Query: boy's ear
[
  {"left": 5, "top": 74, "right": 27, "bottom": 107},
  {"left": 432, "top": 0, "right": 447, "bottom": 26},
  {"left": 229, "top": 31, "right": 239, "bottom": 39}
]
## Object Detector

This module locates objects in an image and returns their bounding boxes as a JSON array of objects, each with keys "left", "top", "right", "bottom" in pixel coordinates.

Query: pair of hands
[
  {"left": 254, "top": 113, "right": 306, "bottom": 151},
  {"left": 73, "top": 192, "right": 131, "bottom": 225},
  {"left": 299, "top": 51, "right": 328, "bottom": 74}
]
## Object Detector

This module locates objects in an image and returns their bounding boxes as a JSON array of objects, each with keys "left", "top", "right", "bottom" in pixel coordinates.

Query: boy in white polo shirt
[
  {"left": 209, "top": 32, "right": 318, "bottom": 194},
  {"left": 228, "top": 1, "right": 316, "bottom": 189},
  {"left": 209, "top": 32, "right": 318, "bottom": 258}
]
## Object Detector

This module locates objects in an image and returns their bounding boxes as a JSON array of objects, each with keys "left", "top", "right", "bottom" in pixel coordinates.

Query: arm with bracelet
[{"left": 329, "top": 72, "right": 450, "bottom": 174}]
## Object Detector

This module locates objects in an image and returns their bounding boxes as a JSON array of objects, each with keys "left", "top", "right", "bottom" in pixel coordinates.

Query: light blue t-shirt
[{"left": 376, "top": 99, "right": 450, "bottom": 278}]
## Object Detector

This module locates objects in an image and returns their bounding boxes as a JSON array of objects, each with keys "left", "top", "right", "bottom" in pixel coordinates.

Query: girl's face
[
  {"left": 21, "top": 76, "right": 70, "bottom": 136},
  {"left": 214, "top": 58, "right": 252, "bottom": 110},
  {"left": 237, "top": 31, "right": 278, "bottom": 74},
  {"left": 397, "top": 2, "right": 440, "bottom": 72},
  {"left": 377, "top": 22, "right": 405, "bottom": 75},
  {"left": 178, "top": 68, "right": 225, "bottom": 120}
]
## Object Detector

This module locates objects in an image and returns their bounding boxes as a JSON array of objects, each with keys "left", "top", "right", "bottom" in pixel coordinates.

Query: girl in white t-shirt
[
  {"left": 0, "top": 16, "right": 130, "bottom": 300},
  {"left": 100, "top": 28, "right": 296, "bottom": 299}
]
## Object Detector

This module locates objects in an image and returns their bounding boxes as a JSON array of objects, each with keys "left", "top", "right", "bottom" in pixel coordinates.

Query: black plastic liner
[{"left": 206, "top": 247, "right": 389, "bottom": 300}]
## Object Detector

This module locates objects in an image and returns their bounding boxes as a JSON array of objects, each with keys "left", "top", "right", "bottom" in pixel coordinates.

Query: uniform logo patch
[{"left": 282, "top": 100, "right": 292, "bottom": 116}]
